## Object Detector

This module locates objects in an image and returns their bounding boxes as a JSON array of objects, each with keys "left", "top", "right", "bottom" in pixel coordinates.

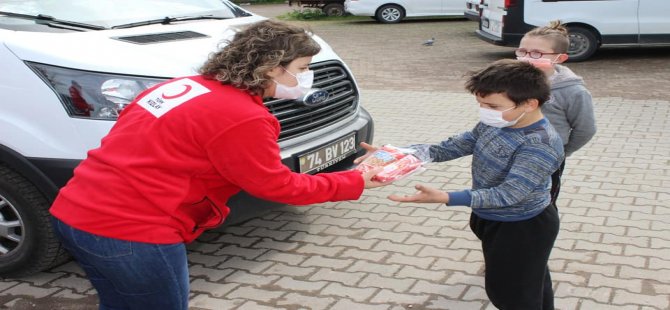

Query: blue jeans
[{"left": 51, "top": 217, "right": 189, "bottom": 310}]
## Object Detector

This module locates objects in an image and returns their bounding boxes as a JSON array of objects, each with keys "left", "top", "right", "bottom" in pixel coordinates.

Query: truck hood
[{"left": 1, "top": 16, "right": 341, "bottom": 77}]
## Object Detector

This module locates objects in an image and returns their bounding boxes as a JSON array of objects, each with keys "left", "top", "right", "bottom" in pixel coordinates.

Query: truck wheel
[
  {"left": 567, "top": 26, "right": 599, "bottom": 62},
  {"left": 0, "top": 165, "right": 69, "bottom": 277},
  {"left": 376, "top": 4, "right": 404, "bottom": 23},
  {"left": 323, "top": 3, "right": 345, "bottom": 16}
]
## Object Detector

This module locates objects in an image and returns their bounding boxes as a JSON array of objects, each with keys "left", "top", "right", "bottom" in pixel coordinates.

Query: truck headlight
[{"left": 26, "top": 62, "right": 167, "bottom": 120}]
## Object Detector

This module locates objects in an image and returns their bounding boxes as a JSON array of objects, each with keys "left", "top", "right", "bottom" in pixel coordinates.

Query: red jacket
[{"left": 50, "top": 76, "right": 363, "bottom": 243}]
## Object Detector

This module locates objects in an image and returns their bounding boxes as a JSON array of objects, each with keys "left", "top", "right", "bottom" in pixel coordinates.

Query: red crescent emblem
[{"left": 161, "top": 84, "right": 192, "bottom": 99}]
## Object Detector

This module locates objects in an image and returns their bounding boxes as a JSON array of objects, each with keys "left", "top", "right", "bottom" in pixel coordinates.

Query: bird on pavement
[{"left": 423, "top": 37, "right": 435, "bottom": 46}]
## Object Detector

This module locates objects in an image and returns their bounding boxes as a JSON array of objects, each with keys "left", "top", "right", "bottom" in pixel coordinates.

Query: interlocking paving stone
[
  {"left": 276, "top": 292, "right": 336, "bottom": 310},
  {"left": 2, "top": 4, "right": 669, "bottom": 309}
]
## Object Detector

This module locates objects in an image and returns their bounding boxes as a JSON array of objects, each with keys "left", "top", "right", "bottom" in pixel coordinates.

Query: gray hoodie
[{"left": 543, "top": 64, "right": 597, "bottom": 157}]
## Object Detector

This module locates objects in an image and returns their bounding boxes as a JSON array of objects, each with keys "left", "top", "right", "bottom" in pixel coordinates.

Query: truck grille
[{"left": 264, "top": 60, "right": 358, "bottom": 141}]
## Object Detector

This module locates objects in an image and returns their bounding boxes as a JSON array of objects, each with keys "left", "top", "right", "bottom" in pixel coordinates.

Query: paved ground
[
  {"left": 249, "top": 4, "right": 670, "bottom": 100},
  {"left": 1, "top": 4, "right": 669, "bottom": 310}
]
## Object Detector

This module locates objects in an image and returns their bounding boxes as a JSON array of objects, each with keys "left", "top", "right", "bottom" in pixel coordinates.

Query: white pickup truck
[{"left": 0, "top": 0, "right": 373, "bottom": 277}]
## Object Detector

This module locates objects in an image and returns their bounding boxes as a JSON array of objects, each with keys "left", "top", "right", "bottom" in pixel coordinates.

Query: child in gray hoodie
[{"left": 516, "top": 20, "right": 597, "bottom": 205}]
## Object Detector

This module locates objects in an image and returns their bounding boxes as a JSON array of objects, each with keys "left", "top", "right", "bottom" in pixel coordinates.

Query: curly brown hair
[
  {"left": 524, "top": 20, "right": 570, "bottom": 53},
  {"left": 199, "top": 19, "right": 321, "bottom": 95}
]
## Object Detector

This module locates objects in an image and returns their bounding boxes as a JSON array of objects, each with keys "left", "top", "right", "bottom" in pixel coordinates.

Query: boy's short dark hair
[{"left": 465, "top": 59, "right": 550, "bottom": 106}]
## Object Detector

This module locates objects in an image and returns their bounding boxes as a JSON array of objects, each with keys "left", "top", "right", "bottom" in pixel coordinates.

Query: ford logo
[{"left": 298, "top": 89, "right": 329, "bottom": 107}]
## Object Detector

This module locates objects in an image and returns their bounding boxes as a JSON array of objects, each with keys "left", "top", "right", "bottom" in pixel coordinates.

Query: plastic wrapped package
[{"left": 355, "top": 145, "right": 429, "bottom": 182}]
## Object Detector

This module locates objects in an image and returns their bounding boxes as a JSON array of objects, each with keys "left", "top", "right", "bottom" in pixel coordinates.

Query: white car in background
[
  {"left": 477, "top": 0, "right": 670, "bottom": 61},
  {"left": 345, "top": 0, "right": 464, "bottom": 24}
]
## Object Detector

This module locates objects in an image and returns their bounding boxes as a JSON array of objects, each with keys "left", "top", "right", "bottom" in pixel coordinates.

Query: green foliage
[
  {"left": 279, "top": 9, "right": 366, "bottom": 21},
  {"left": 282, "top": 8, "right": 328, "bottom": 20},
  {"left": 230, "top": 0, "right": 286, "bottom": 4}
]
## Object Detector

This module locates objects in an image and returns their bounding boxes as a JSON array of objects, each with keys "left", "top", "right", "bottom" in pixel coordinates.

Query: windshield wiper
[
  {"left": 0, "top": 11, "right": 106, "bottom": 31},
  {"left": 112, "top": 15, "right": 230, "bottom": 29},
  {"left": 222, "top": 2, "right": 252, "bottom": 17}
]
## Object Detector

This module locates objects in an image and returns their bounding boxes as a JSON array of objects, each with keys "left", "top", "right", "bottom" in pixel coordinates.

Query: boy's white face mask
[
  {"left": 273, "top": 69, "right": 314, "bottom": 100},
  {"left": 479, "top": 106, "right": 525, "bottom": 128}
]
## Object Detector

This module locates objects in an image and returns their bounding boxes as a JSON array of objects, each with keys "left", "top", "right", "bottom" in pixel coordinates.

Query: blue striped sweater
[{"left": 412, "top": 118, "right": 564, "bottom": 221}]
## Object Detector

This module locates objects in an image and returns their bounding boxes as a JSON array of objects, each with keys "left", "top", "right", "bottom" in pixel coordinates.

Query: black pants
[
  {"left": 470, "top": 204, "right": 560, "bottom": 310},
  {"left": 550, "top": 160, "right": 566, "bottom": 206}
]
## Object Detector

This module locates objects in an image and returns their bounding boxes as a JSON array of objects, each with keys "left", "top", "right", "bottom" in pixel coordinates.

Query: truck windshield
[{"left": 0, "top": 0, "right": 243, "bottom": 29}]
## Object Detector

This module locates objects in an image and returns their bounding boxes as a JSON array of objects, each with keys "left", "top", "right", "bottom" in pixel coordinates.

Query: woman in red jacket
[{"left": 50, "top": 19, "right": 385, "bottom": 310}]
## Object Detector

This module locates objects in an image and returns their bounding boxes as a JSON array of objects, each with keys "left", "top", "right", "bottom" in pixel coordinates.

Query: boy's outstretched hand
[{"left": 388, "top": 184, "right": 450, "bottom": 204}]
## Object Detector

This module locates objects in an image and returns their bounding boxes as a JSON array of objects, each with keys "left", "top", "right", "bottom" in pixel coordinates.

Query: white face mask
[
  {"left": 273, "top": 68, "right": 314, "bottom": 100},
  {"left": 479, "top": 106, "right": 525, "bottom": 128}
]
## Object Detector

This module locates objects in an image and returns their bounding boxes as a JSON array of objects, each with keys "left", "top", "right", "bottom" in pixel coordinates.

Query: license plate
[
  {"left": 482, "top": 18, "right": 489, "bottom": 28},
  {"left": 299, "top": 133, "right": 356, "bottom": 173}
]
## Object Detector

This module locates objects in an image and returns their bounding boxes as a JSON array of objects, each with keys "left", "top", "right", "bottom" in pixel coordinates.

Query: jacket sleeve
[
  {"left": 410, "top": 126, "right": 478, "bottom": 163},
  {"left": 204, "top": 116, "right": 364, "bottom": 205},
  {"left": 564, "top": 88, "right": 597, "bottom": 156}
]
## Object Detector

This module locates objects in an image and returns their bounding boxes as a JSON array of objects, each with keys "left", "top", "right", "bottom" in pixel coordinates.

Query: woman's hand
[
  {"left": 353, "top": 142, "right": 378, "bottom": 164},
  {"left": 388, "top": 184, "right": 449, "bottom": 204},
  {"left": 361, "top": 167, "right": 392, "bottom": 189}
]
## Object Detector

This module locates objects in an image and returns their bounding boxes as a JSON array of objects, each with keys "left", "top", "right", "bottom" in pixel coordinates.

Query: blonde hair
[
  {"left": 199, "top": 20, "right": 321, "bottom": 96},
  {"left": 524, "top": 20, "right": 569, "bottom": 53}
]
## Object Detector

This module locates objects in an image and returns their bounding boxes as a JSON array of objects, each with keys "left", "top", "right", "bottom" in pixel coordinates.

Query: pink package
[
  {"left": 374, "top": 154, "right": 423, "bottom": 182},
  {"left": 355, "top": 145, "right": 405, "bottom": 174},
  {"left": 356, "top": 145, "right": 426, "bottom": 182}
]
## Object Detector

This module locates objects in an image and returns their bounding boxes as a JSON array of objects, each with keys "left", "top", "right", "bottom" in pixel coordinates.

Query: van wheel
[
  {"left": 0, "top": 165, "right": 69, "bottom": 277},
  {"left": 567, "top": 27, "right": 598, "bottom": 62},
  {"left": 323, "top": 3, "right": 345, "bottom": 16},
  {"left": 376, "top": 4, "right": 404, "bottom": 23}
]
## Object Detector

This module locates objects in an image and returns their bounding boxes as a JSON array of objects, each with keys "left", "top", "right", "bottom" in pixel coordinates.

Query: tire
[
  {"left": 567, "top": 26, "right": 599, "bottom": 62},
  {"left": 323, "top": 3, "right": 345, "bottom": 16},
  {"left": 0, "top": 164, "right": 69, "bottom": 278},
  {"left": 375, "top": 4, "right": 404, "bottom": 24}
]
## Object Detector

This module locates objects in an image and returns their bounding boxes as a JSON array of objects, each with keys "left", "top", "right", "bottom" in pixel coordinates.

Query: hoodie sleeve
[{"left": 564, "top": 87, "right": 597, "bottom": 156}]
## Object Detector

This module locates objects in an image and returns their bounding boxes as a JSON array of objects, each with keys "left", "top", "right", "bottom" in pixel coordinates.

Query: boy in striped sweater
[{"left": 388, "top": 59, "right": 564, "bottom": 309}]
